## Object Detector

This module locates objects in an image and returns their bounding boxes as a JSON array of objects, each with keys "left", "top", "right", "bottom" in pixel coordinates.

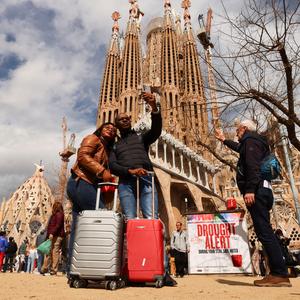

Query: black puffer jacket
[
  {"left": 109, "top": 112, "right": 162, "bottom": 180},
  {"left": 224, "top": 131, "right": 269, "bottom": 195}
]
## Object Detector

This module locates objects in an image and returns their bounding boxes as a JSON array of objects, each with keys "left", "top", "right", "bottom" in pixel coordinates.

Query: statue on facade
[{"left": 129, "top": 0, "right": 144, "bottom": 20}]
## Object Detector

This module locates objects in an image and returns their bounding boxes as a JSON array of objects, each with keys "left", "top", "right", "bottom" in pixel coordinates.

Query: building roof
[{"left": 146, "top": 17, "right": 164, "bottom": 38}]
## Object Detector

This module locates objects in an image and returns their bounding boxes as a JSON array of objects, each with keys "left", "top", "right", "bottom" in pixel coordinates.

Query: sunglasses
[
  {"left": 118, "top": 116, "right": 131, "bottom": 121},
  {"left": 103, "top": 126, "right": 116, "bottom": 133}
]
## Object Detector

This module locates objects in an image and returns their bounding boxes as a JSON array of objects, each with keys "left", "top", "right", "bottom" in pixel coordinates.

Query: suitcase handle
[
  {"left": 136, "top": 171, "right": 155, "bottom": 219},
  {"left": 96, "top": 182, "right": 118, "bottom": 212}
]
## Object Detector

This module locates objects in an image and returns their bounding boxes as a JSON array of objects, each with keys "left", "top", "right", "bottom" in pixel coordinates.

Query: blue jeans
[
  {"left": 66, "top": 175, "right": 105, "bottom": 213},
  {"left": 66, "top": 175, "right": 105, "bottom": 275},
  {"left": 248, "top": 187, "right": 288, "bottom": 276},
  {"left": 119, "top": 175, "right": 158, "bottom": 219},
  {"left": 26, "top": 255, "right": 35, "bottom": 273},
  {"left": 37, "top": 250, "right": 44, "bottom": 273}
]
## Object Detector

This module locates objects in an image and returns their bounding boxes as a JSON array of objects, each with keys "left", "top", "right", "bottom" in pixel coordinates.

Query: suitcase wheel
[
  {"left": 73, "top": 279, "right": 88, "bottom": 289},
  {"left": 117, "top": 279, "right": 126, "bottom": 289},
  {"left": 68, "top": 278, "right": 74, "bottom": 288},
  {"left": 155, "top": 279, "right": 163, "bottom": 288},
  {"left": 105, "top": 280, "right": 117, "bottom": 290}
]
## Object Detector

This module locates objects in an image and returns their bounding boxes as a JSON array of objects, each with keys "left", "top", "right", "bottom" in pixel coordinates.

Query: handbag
[
  {"left": 37, "top": 239, "right": 52, "bottom": 255},
  {"left": 100, "top": 177, "right": 116, "bottom": 193}
]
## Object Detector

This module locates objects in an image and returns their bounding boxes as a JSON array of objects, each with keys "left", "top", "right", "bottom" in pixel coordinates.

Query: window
[{"left": 130, "top": 96, "right": 133, "bottom": 111}]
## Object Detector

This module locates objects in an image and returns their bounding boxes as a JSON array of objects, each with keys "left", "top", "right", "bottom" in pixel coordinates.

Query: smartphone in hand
[{"left": 143, "top": 85, "right": 151, "bottom": 93}]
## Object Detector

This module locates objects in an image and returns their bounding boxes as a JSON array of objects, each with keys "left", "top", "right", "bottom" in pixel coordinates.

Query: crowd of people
[
  {"left": 1, "top": 92, "right": 299, "bottom": 288},
  {"left": 0, "top": 201, "right": 68, "bottom": 275}
]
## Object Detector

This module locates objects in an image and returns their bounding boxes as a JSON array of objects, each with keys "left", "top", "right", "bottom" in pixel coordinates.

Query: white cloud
[{"left": 0, "top": 0, "right": 245, "bottom": 201}]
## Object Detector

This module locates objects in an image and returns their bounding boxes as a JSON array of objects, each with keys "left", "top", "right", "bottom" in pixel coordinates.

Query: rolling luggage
[
  {"left": 69, "top": 182, "right": 125, "bottom": 290},
  {"left": 125, "top": 172, "right": 165, "bottom": 288}
]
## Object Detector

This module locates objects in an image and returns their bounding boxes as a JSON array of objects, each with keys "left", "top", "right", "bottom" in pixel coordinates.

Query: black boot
[{"left": 164, "top": 272, "right": 177, "bottom": 287}]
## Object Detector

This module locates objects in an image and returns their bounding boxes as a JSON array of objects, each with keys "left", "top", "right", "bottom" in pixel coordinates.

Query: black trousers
[
  {"left": 174, "top": 249, "right": 186, "bottom": 276},
  {"left": 3, "top": 254, "right": 15, "bottom": 272},
  {"left": 248, "top": 187, "right": 287, "bottom": 276}
]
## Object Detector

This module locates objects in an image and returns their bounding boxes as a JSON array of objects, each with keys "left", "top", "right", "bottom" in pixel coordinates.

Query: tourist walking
[
  {"left": 17, "top": 238, "right": 28, "bottom": 272},
  {"left": 215, "top": 120, "right": 291, "bottom": 287},
  {"left": 26, "top": 244, "right": 37, "bottom": 273},
  {"left": 36, "top": 229, "right": 47, "bottom": 273},
  {"left": 3, "top": 237, "right": 18, "bottom": 272},
  {"left": 0, "top": 231, "right": 8, "bottom": 271},
  {"left": 171, "top": 222, "right": 189, "bottom": 277},
  {"left": 41, "top": 201, "right": 65, "bottom": 275}
]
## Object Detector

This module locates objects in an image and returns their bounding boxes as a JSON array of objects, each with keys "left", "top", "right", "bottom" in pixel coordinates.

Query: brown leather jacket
[{"left": 71, "top": 133, "right": 110, "bottom": 184}]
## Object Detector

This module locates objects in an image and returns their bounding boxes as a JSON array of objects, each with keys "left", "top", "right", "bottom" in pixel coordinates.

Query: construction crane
[
  {"left": 197, "top": 8, "right": 221, "bottom": 131},
  {"left": 57, "top": 117, "right": 76, "bottom": 203}
]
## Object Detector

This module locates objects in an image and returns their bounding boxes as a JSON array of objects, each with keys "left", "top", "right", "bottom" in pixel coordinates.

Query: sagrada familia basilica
[{"left": 0, "top": 0, "right": 299, "bottom": 249}]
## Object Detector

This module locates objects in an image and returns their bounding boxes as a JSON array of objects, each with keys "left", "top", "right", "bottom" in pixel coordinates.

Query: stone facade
[
  {"left": 96, "top": 1, "right": 300, "bottom": 242},
  {"left": 96, "top": 0, "right": 224, "bottom": 236},
  {"left": 0, "top": 164, "right": 54, "bottom": 245}
]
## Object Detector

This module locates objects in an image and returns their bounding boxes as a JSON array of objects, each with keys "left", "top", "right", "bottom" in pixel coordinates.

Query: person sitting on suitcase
[
  {"left": 109, "top": 92, "right": 162, "bottom": 219},
  {"left": 171, "top": 221, "right": 189, "bottom": 278}
]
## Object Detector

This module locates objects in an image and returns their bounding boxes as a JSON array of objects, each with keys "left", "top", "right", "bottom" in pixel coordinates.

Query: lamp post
[
  {"left": 272, "top": 182, "right": 284, "bottom": 228},
  {"left": 279, "top": 125, "right": 300, "bottom": 224},
  {"left": 184, "top": 197, "right": 188, "bottom": 227}
]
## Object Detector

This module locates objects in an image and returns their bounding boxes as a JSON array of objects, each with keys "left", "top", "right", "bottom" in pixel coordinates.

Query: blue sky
[{"left": 0, "top": 0, "right": 243, "bottom": 201}]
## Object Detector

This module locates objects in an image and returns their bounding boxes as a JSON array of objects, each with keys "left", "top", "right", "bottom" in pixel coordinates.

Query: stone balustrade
[{"left": 134, "top": 112, "right": 219, "bottom": 194}]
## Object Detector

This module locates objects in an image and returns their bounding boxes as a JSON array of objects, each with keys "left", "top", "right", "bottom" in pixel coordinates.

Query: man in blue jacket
[
  {"left": 216, "top": 120, "right": 291, "bottom": 287},
  {"left": 0, "top": 231, "right": 8, "bottom": 271}
]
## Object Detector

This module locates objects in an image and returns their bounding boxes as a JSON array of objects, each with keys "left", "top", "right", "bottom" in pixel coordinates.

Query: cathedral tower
[
  {"left": 97, "top": 11, "right": 121, "bottom": 127},
  {"left": 144, "top": 17, "right": 163, "bottom": 88},
  {"left": 118, "top": 0, "right": 143, "bottom": 124},
  {"left": 160, "top": 0, "right": 181, "bottom": 138},
  {"left": 181, "top": 0, "right": 208, "bottom": 148}
]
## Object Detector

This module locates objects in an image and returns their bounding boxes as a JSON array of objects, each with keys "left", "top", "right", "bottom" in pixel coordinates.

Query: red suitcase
[{"left": 125, "top": 172, "right": 165, "bottom": 287}]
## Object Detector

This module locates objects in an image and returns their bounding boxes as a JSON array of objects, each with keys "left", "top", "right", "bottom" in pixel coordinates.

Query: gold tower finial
[
  {"left": 111, "top": 11, "right": 121, "bottom": 32},
  {"left": 129, "top": 0, "right": 144, "bottom": 20},
  {"left": 181, "top": 0, "right": 191, "bottom": 24},
  {"left": 181, "top": 0, "right": 191, "bottom": 9},
  {"left": 164, "top": 0, "right": 171, "bottom": 8}
]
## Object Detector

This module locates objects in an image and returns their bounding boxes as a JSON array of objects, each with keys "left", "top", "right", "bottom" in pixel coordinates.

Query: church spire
[
  {"left": 96, "top": 11, "right": 121, "bottom": 127},
  {"left": 161, "top": 0, "right": 181, "bottom": 138},
  {"left": 181, "top": 0, "right": 208, "bottom": 148},
  {"left": 118, "top": 0, "right": 143, "bottom": 123}
]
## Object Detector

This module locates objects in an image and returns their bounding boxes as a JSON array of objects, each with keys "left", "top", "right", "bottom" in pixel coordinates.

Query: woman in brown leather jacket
[
  {"left": 66, "top": 123, "right": 116, "bottom": 275},
  {"left": 66, "top": 122, "right": 117, "bottom": 213}
]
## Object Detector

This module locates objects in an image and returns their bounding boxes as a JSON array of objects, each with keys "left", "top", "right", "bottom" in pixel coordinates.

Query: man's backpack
[{"left": 260, "top": 153, "right": 281, "bottom": 181}]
